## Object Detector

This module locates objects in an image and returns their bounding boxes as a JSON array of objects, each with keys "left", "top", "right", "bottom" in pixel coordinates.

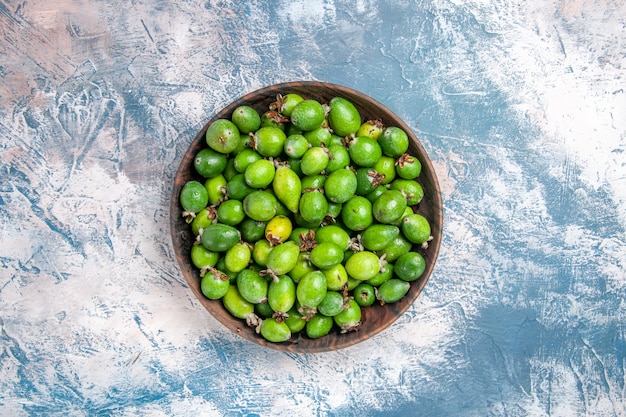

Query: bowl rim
[{"left": 170, "top": 80, "right": 443, "bottom": 353}]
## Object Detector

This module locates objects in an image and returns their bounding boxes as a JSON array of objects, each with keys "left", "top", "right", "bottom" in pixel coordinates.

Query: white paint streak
[
  {"left": 278, "top": 0, "right": 336, "bottom": 25},
  {"left": 471, "top": 0, "right": 626, "bottom": 220}
]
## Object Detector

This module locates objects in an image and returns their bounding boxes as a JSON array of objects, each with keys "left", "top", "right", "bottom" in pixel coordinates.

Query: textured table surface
[{"left": 1, "top": 1, "right": 625, "bottom": 416}]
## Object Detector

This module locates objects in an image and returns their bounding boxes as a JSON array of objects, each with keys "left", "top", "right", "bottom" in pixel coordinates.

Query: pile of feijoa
[{"left": 179, "top": 92, "right": 432, "bottom": 343}]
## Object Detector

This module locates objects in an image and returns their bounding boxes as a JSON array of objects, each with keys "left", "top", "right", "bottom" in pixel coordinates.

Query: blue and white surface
[{"left": 1, "top": 1, "right": 625, "bottom": 415}]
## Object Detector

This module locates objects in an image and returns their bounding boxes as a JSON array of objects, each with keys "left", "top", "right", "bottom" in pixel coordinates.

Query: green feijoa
[
  {"left": 255, "top": 300, "right": 275, "bottom": 319},
  {"left": 290, "top": 99, "right": 325, "bottom": 132},
  {"left": 355, "top": 168, "right": 383, "bottom": 196},
  {"left": 366, "top": 263, "right": 394, "bottom": 286},
  {"left": 353, "top": 283, "right": 376, "bottom": 307},
  {"left": 294, "top": 212, "right": 320, "bottom": 229},
  {"left": 390, "top": 179, "right": 424, "bottom": 205},
  {"left": 222, "top": 285, "right": 255, "bottom": 319},
  {"left": 309, "top": 242, "right": 343, "bottom": 269},
  {"left": 231, "top": 105, "right": 261, "bottom": 134},
  {"left": 377, "top": 234, "right": 412, "bottom": 262},
  {"left": 191, "top": 244, "right": 219, "bottom": 270},
  {"left": 261, "top": 111, "right": 286, "bottom": 131},
  {"left": 260, "top": 317, "right": 291, "bottom": 343},
  {"left": 289, "top": 228, "right": 313, "bottom": 247},
  {"left": 348, "top": 136, "right": 382, "bottom": 167},
  {"left": 304, "top": 126, "right": 332, "bottom": 147},
  {"left": 224, "top": 242, "right": 251, "bottom": 273},
  {"left": 306, "top": 314, "right": 334, "bottom": 339},
  {"left": 373, "top": 190, "right": 407, "bottom": 224},
  {"left": 266, "top": 241, "right": 300, "bottom": 276},
  {"left": 232, "top": 133, "right": 251, "bottom": 156},
  {"left": 328, "top": 97, "right": 361, "bottom": 137},
  {"left": 323, "top": 263, "right": 349, "bottom": 292},
  {"left": 273, "top": 197, "right": 291, "bottom": 218},
  {"left": 301, "top": 174, "right": 326, "bottom": 190},
  {"left": 267, "top": 275, "right": 296, "bottom": 314},
  {"left": 379, "top": 127, "right": 409, "bottom": 158},
  {"left": 325, "top": 144, "right": 350, "bottom": 173},
  {"left": 254, "top": 126, "right": 287, "bottom": 157},
  {"left": 273, "top": 165, "right": 302, "bottom": 213},
  {"left": 373, "top": 156, "right": 396, "bottom": 185},
  {"left": 252, "top": 239, "right": 272, "bottom": 266},
  {"left": 288, "top": 157, "right": 302, "bottom": 176},
  {"left": 215, "top": 258, "right": 238, "bottom": 284},
  {"left": 327, "top": 134, "right": 344, "bottom": 147},
  {"left": 217, "top": 199, "right": 245, "bottom": 226},
  {"left": 191, "top": 208, "right": 213, "bottom": 236},
  {"left": 243, "top": 190, "right": 278, "bottom": 222},
  {"left": 324, "top": 168, "right": 357, "bottom": 204},
  {"left": 226, "top": 173, "right": 254, "bottom": 200},
  {"left": 284, "top": 134, "right": 309, "bottom": 158},
  {"left": 233, "top": 148, "right": 262, "bottom": 174},
  {"left": 300, "top": 146, "right": 329, "bottom": 176},
  {"left": 394, "top": 252, "right": 426, "bottom": 282},
  {"left": 356, "top": 119, "right": 384, "bottom": 140},
  {"left": 343, "top": 249, "right": 356, "bottom": 264},
  {"left": 240, "top": 218, "right": 267, "bottom": 242},
  {"left": 299, "top": 190, "right": 328, "bottom": 225},
  {"left": 200, "top": 269, "right": 231, "bottom": 300},
  {"left": 317, "top": 291, "right": 346, "bottom": 317},
  {"left": 296, "top": 270, "right": 327, "bottom": 309},
  {"left": 204, "top": 175, "right": 227, "bottom": 205},
  {"left": 201, "top": 223, "right": 240, "bottom": 252},
  {"left": 315, "top": 224, "right": 351, "bottom": 250},
  {"left": 345, "top": 251, "right": 380, "bottom": 281},
  {"left": 180, "top": 180, "right": 208, "bottom": 214},
  {"left": 334, "top": 299, "right": 361, "bottom": 333},
  {"left": 341, "top": 196, "right": 373, "bottom": 232},
  {"left": 377, "top": 279, "right": 410, "bottom": 304},
  {"left": 402, "top": 213, "right": 431, "bottom": 244},
  {"left": 392, "top": 206, "right": 414, "bottom": 226},
  {"left": 346, "top": 277, "right": 361, "bottom": 291},
  {"left": 361, "top": 224, "right": 400, "bottom": 251},
  {"left": 245, "top": 159, "right": 275, "bottom": 189},
  {"left": 237, "top": 268, "right": 268, "bottom": 304},
  {"left": 396, "top": 153, "right": 422, "bottom": 179},
  {"left": 223, "top": 158, "right": 238, "bottom": 181},
  {"left": 365, "top": 185, "right": 387, "bottom": 203},
  {"left": 326, "top": 202, "right": 342, "bottom": 221},
  {"left": 284, "top": 307, "right": 306, "bottom": 333},
  {"left": 285, "top": 123, "right": 302, "bottom": 136},
  {"left": 275, "top": 93, "right": 304, "bottom": 117},
  {"left": 205, "top": 119, "right": 241, "bottom": 154},
  {"left": 289, "top": 251, "right": 316, "bottom": 283},
  {"left": 194, "top": 148, "right": 227, "bottom": 179}
]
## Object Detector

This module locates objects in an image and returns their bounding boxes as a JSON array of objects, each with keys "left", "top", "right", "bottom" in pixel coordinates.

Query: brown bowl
[{"left": 170, "top": 81, "right": 443, "bottom": 352}]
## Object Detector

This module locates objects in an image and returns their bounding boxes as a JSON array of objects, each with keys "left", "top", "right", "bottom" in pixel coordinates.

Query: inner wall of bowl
[{"left": 171, "top": 81, "right": 443, "bottom": 353}]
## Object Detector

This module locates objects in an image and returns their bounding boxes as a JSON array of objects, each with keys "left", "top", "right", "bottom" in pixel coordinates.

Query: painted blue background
[{"left": 1, "top": 1, "right": 624, "bottom": 416}]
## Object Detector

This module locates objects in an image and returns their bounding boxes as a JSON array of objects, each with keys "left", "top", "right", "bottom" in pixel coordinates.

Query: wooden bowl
[{"left": 170, "top": 81, "right": 443, "bottom": 352}]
